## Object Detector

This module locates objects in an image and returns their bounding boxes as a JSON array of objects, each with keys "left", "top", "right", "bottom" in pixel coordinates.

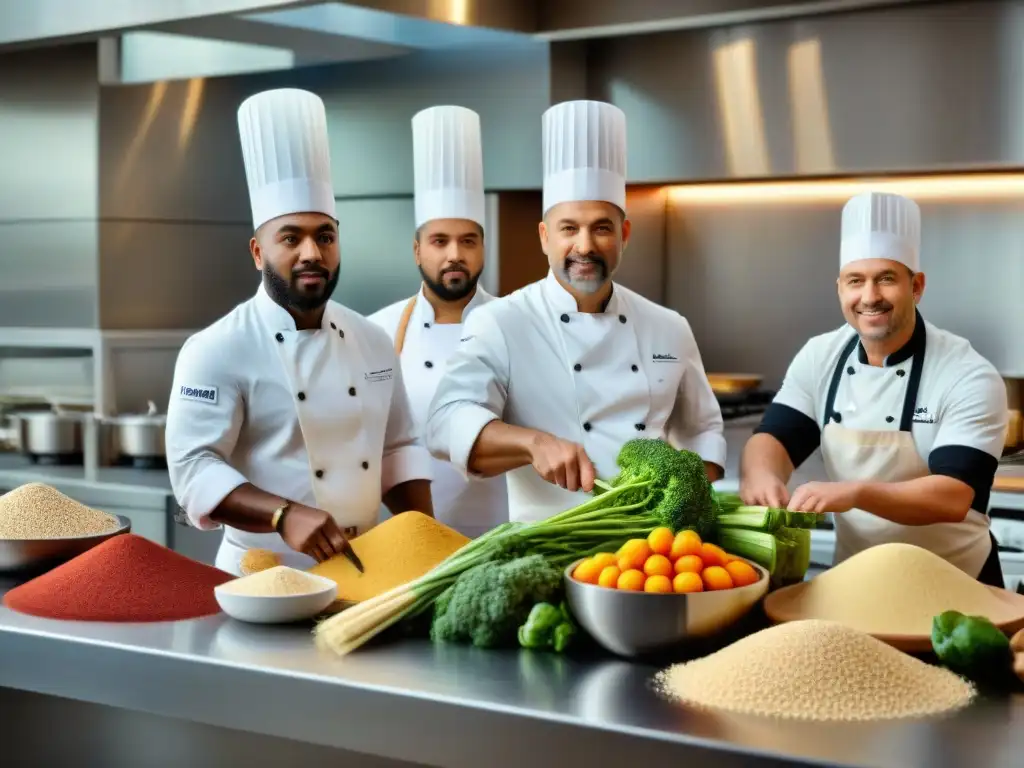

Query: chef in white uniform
[
  {"left": 166, "top": 88, "right": 433, "bottom": 575},
  {"left": 740, "top": 191, "right": 1008, "bottom": 585},
  {"left": 369, "top": 105, "right": 507, "bottom": 539},
  {"left": 425, "top": 100, "right": 726, "bottom": 523}
]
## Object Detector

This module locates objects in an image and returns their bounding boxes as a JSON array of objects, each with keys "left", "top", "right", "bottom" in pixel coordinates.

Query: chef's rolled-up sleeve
[
  {"left": 380, "top": 354, "right": 433, "bottom": 495},
  {"left": 929, "top": 363, "right": 1008, "bottom": 512},
  {"left": 666, "top": 317, "right": 727, "bottom": 469},
  {"left": 165, "top": 334, "right": 248, "bottom": 531},
  {"left": 426, "top": 306, "right": 509, "bottom": 476},
  {"left": 754, "top": 340, "right": 822, "bottom": 468}
]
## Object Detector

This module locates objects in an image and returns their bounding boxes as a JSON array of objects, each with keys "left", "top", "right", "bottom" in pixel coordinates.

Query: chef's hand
[
  {"left": 277, "top": 504, "right": 351, "bottom": 563},
  {"left": 529, "top": 433, "right": 596, "bottom": 493},
  {"left": 740, "top": 471, "right": 791, "bottom": 509},
  {"left": 787, "top": 481, "right": 860, "bottom": 514}
]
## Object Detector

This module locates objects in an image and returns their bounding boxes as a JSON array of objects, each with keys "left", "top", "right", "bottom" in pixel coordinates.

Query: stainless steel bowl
[
  {"left": 0, "top": 514, "right": 131, "bottom": 574},
  {"left": 564, "top": 558, "right": 770, "bottom": 658}
]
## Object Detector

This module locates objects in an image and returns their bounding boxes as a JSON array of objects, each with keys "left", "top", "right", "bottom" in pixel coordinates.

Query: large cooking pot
[
  {"left": 103, "top": 401, "right": 166, "bottom": 460},
  {"left": 13, "top": 405, "right": 85, "bottom": 461}
]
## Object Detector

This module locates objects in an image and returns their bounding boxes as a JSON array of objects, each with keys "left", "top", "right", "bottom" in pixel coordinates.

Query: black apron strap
[
  {"left": 898, "top": 328, "right": 927, "bottom": 432},
  {"left": 976, "top": 532, "right": 1006, "bottom": 588},
  {"left": 822, "top": 335, "right": 860, "bottom": 428}
]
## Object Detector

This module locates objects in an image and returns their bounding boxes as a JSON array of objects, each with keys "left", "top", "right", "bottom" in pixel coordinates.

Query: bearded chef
[
  {"left": 425, "top": 99, "right": 726, "bottom": 523},
  {"left": 740, "top": 191, "right": 1008, "bottom": 585},
  {"left": 166, "top": 88, "right": 433, "bottom": 575},
  {"left": 368, "top": 105, "right": 508, "bottom": 539}
]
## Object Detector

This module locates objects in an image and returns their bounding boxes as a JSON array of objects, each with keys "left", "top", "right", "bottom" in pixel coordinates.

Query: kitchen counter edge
[{"left": 1, "top": 598, "right": 1024, "bottom": 768}]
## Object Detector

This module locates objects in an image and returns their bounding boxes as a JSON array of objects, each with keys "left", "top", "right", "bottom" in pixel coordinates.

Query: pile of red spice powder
[{"left": 3, "top": 533, "right": 233, "bottom": 622}]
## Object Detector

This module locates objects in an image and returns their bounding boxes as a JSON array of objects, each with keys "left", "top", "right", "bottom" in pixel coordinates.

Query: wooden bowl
[
  {"left": 763, "top": 579, "right": 1024, "bottom": 652},
  {"left": 707, "top": 373, "right": 763, "bottom": 395}
]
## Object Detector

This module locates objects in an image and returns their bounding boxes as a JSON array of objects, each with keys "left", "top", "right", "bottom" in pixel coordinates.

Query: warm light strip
[{"left": 666, "top": 174, "right": 1024, "bottom": 204}]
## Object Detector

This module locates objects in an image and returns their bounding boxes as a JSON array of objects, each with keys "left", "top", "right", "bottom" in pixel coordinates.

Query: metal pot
[
  {"left": 104, "top": 401, "right": 166, "bottom": 459},
  {"left": 14, "top": 406, "right": 85, "bottom": 459}
]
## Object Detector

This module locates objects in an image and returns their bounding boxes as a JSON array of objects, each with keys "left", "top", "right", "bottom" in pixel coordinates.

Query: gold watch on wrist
[{"left": 271, "top": 501, "right": 290, "bottom": 532}]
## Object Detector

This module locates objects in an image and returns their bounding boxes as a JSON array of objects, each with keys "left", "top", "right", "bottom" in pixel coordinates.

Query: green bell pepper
[
  {"left": 931, "top": 610, "right": 1010, "bottom": 678},
  {"left": 518, "top": 601, "right": 577, "bottom": 653}
]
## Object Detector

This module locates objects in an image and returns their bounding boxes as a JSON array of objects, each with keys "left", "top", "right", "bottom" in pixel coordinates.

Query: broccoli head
[
  {"left": 430, "top": 555, "right": 563, "bottom": 649},
  {"left": 609, "top": 438, "right": 717, "bottom": 537}
]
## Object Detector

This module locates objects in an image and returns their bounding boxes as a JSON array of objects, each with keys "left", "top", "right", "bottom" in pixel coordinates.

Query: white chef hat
[
  {"left": 840, "top": 191, "right": 921, "bottom": 272},
  {"left": 412, "top": 105, "right": 485, "bottom": 230},
  {"left": 542, "top": 100, "right": 627, "bottom": 216},
  {"left": 237, "top": 88, "right": 336, "bottom": 231}
]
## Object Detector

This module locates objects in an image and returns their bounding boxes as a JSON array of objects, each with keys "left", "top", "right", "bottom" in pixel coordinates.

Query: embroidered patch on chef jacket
[
  {"left": 652, "top": 353, "right": 679, "bottom": 363},
  {"left": 364, "top": 367, "right": 393, "bottom": 383},
  {"left": 177, "top": 385, "right": 219, "bottom": 404},
  {"left": 913, "top": 405, "right": 936, "bottom": 424}
]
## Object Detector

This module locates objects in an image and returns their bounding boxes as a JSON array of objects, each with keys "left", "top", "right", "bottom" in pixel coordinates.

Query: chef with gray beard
[{"left": 425, "top": 99, "right": 725, "bottom": 523}]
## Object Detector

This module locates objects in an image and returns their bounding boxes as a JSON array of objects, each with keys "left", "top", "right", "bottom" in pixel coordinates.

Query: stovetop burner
[
  {"left": 29, "top": 452, "right": 84, "bottom": 466},
  {"left": 115, "top": 454, "right": 168, "bottom": 471},
  {"left": 716, "top": 388, "right": 775, "bottom": 421}
]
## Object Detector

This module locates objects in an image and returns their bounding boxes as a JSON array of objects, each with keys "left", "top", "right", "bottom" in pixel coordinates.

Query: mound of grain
[
  {"left": 240, "top": 548, "right": 281, "bottom": 575},
  {"left": 786, "top": 543, "right": 1017, "bottom": 635},
  {"left": 309, "top": 511, "right": 470, "bottom": 602},
  {"left": 0, "top": 482, "right": 120, "bottom": 539},
  {"left": 220, "top": 565, "right": 329, "bottom": 597},
  {"left": 3, "top": 533, "right": 233, "bottom": 622},
  {"left": 656, "top": 620, "right": 974, "bottom": 721}
]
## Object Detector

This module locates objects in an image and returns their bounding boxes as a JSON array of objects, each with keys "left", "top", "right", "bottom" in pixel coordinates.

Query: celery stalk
[{"left": 715, "top": 526, "right": 811, "bottom": 588}]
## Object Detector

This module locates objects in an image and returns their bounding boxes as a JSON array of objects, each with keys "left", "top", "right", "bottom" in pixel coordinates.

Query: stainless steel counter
[{"left": 2, "top": 584, "right": 1024, "bottom": 768}]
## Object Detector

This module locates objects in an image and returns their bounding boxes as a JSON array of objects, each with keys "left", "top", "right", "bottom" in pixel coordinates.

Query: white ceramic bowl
[{"left": 214, "top": 572, "right": 339, "bottom": 624}]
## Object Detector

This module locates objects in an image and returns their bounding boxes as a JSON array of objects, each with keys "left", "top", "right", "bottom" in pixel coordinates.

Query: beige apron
[
  {"left": 393, "top": 295, "right": 418, "bottom": 356},
  {"left": 822, "top": 332, "right": 993, "bottom": 579}
]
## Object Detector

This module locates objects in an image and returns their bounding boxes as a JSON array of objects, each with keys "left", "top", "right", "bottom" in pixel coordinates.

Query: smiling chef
[
  {"left": 740, "top": 190, "right": 1008, "bottom": 585},
  {"left": 166, "top": 88, "right": 433, "bottom": 575},
  {"left": 368, "top": 105, "right": 508, "bottom": 539},
  {"left": 425, "top": 99, "right": 726, "bottom": 523}
]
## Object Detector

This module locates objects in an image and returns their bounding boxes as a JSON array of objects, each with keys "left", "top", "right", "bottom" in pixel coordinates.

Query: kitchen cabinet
[
  {"left": 164, "top": 495, "right": 220, "bottom": 566},
  {"left": 97, "top": 503, "right": 166, "bottom": 546}
]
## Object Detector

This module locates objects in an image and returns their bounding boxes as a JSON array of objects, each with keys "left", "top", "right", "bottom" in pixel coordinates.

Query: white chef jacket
[
  {"left": 368, "top": 286, "right": 508, "bottom": 539},
  {"left": 756, "top": 314, "right": 1007, "bottom": 523},
  {"left": 425, "top": 270, "right": 727, "bottom": 523},
  {"left": 166, "top": 282, "right": 432, "bottom": 573}
]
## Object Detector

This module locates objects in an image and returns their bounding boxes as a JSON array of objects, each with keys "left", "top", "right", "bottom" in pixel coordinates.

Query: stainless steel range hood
[
  {"left": 0, "top": 0, "right": 314, "bottom": 47},
  {"left": 0, "top": 0, "right": 936, "bottom": 49},
  {"left": 318, "top": 0, "right": 934, "bottom": 39}
]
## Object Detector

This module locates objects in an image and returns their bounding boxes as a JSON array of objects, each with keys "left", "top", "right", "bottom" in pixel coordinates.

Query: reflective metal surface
[
  {"left": 665, "top": 190, "right": 1024, "bottom": 385},
  {"left": 535, "top": 0, "right": 930, "bottom": 40},
  {"left": 0, "top": 0, "right": 931, "bottom": 49},
  {"left": 590, "top": 0, "right": 1024, "bottom": 182},
  {"left": 0, "top": 0, "right": 315, "bottom": 47},
  {"left": 564, "top": 559, "right": 769, "bottom": 657},
  {"left": 268, "top": 0, "right": 926, "bottom": 42},
  {"left": 3, "top": 584, "right": 1024, "bottom": 768},
  {"left": 0, "top": 44, "right": 99, "bottom": 329},
  {"left": 0, "top": 514, "right": 130, "bottom": 574}
]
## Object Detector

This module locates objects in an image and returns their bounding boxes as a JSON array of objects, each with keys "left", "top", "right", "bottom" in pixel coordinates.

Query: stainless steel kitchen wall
[
  {"left": 0, "top": 44, "right": 100, "bottom": 329},
  {"left": 97, "top": 41, "right": 554, "bottom": 329},
  {"left": 587, "top": 0, "right": 1024, "bottom": 182},
  {"left": 666, "top": 190, "right": 1024, "bottom": 385}
]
